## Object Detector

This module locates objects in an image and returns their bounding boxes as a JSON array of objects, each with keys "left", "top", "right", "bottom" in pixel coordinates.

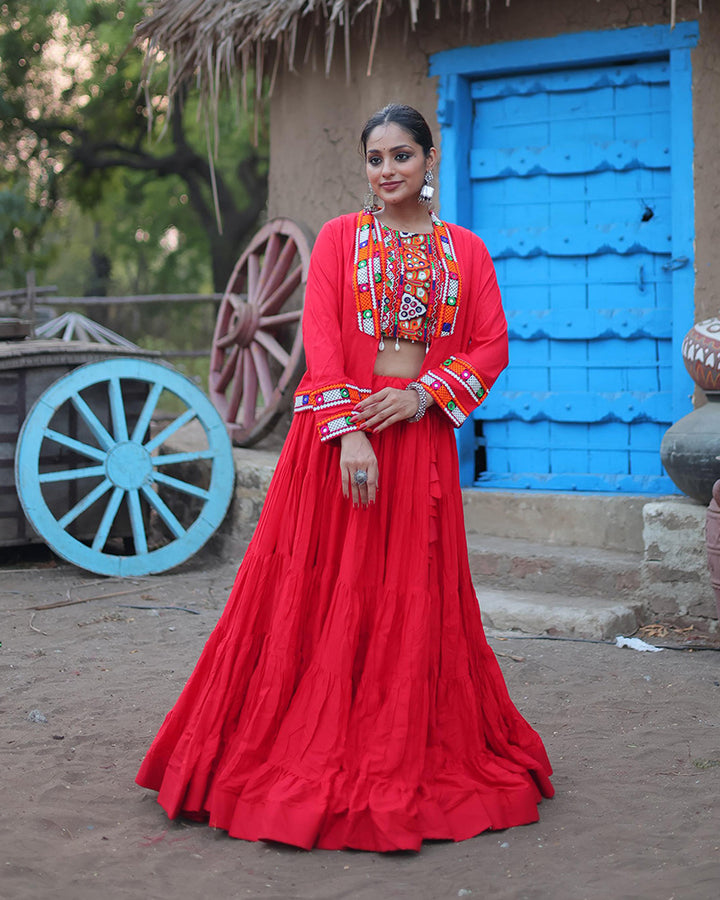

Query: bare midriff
[{"left": 372, "top": 337, "right": 427, "bottom": 379}]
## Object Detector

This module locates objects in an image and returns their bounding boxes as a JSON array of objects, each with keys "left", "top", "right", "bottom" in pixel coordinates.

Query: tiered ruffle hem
[{"left": 136, "top": 375, "right": 554, "bottom": 851}]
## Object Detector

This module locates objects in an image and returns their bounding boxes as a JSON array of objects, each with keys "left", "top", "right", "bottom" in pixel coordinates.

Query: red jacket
[{"left": 294, "top": 212, "right": 508, "bottom": 441}]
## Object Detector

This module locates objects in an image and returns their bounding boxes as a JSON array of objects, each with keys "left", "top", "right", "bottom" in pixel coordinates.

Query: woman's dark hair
[{"left": 360, "top": 104, "right": 434, "bottom": 157}]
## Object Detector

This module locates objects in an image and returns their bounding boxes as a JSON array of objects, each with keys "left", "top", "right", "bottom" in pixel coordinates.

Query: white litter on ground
[{"left": 615, "top": 635, "right": 664, "bottom": 652}]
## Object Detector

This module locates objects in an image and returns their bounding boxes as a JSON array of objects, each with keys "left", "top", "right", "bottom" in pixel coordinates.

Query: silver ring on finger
[{"left": 353, "top": 469, "right": 368, "bottom": 485}]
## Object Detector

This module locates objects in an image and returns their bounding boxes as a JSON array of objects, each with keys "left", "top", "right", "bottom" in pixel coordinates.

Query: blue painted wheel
[{"left": 15, "top": 358, "right": 235, "bottom": 576}]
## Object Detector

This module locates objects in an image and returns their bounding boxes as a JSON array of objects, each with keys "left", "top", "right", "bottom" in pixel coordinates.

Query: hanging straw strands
[
  {"left": 135, "top": 1, "right": 481, "bottom": 116},
  {"left": 135, "top": 0, "right": 702, "bottom": 127}
]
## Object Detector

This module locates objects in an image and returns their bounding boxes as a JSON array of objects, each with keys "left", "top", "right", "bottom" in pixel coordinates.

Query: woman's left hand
[{"left": 350, "top": 387, "right": 420, "bottom": 434}]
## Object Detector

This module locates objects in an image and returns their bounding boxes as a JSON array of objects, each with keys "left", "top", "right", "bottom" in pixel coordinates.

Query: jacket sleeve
[
  {"left": 293, "top": 219, "right": 370, "bottom": 441},
  {"left": 419, "top": 239, "right": 508, "bottom": 427}
]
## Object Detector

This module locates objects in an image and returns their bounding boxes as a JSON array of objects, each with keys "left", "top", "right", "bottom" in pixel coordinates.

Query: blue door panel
[{"left": 434, "top": 26, "right": 697, "bottom": 491}]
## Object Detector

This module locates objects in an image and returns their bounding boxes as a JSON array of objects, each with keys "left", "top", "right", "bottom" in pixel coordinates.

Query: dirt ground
[{"left": 2, "top": 546, "right": 719, "bottom": 900}]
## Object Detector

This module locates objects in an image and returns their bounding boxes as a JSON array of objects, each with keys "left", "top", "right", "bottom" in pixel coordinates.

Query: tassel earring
[
  {"left": 419, "top": 169, "right": 434, "bottom": 205},
  {"left": 363, "top": 182, "right": 381, "bottom": 213}
]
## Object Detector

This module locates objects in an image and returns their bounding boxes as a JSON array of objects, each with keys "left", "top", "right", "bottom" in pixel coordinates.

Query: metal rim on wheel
[
  {"left": 15, "top": 358, "right": 235, "bottom": 576},
  {"left": 209, "top": 218, "right": 312, "bottom": 446}
]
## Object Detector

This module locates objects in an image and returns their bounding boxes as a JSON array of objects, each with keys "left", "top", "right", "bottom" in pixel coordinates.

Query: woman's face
[{"left": 365, "top": 122, "right": 436, "bottom": 209}]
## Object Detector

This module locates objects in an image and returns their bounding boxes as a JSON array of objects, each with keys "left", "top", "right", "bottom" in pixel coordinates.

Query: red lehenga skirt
[{"left": 136, "top": 375, "right": 554, "bottom": 852}]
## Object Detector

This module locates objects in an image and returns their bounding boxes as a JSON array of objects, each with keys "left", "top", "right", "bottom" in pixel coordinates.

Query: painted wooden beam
[
  {"left": 477, "top": 390, "right": 672, "bottom": 423},
  {"left": 430, "top": 22, "right": 699, "bottom": 78}
]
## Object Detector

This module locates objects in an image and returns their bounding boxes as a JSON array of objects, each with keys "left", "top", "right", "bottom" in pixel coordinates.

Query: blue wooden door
[{"left": 456, "top": 55, "right": 693, "bottom": 491}]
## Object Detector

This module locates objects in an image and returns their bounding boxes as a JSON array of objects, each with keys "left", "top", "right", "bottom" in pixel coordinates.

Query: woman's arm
[
  {"left": 419, "top": 238, "right": 508, "bottom": 427},
  {"left": 294, "top": 219, "right": 370, "bottom": 441}
]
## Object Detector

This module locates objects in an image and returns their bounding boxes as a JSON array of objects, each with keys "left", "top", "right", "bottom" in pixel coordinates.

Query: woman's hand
[
  {"left": 351, "top": 387, "right": 429, "bottom": 433},
  {"left": 339, "top": 431, "right": 378, "bottom": 507}
]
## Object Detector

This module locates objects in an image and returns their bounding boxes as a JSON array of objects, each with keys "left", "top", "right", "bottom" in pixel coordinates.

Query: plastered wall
[{"left": 266, "top": 0, "right": 717, "bottom": 322}]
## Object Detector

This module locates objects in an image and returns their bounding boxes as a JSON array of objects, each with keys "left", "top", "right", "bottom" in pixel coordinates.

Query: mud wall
[{"left": 266, "top": 0, "right": 717, "bottom": 320}]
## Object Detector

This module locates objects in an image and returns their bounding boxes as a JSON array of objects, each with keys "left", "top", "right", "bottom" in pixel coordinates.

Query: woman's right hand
[{"left": 339, "top": 431, "right": 378, "bottom": 507}]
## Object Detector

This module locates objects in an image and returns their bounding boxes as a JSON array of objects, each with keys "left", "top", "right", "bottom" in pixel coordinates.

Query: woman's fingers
[{"left": 351, "top": 387, "right": 419, "bottom": 432}]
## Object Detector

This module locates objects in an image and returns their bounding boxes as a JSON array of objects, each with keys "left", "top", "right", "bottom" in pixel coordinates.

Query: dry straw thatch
[
  {"left": 136, "top": 1, "right": 497, "bottom": 112},
  {"left": 135, "top": 0, "right": 698, "bottom": 127}
]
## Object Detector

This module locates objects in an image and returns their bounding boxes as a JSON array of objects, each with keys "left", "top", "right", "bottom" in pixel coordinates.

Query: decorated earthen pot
[{"left": 682, "top": 317, "right": 720, "bottom": 393}]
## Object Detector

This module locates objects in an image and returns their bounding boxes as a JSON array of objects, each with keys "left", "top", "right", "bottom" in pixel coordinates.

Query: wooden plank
[
  {"left": 436, "top": 74, "right": 473, "bottom": 228},
  {"left": 483, "top": 220, "right": 672, "bottom": 258},
  {"left": 506, "top": 307, "right": 672, "bottom": 340},
  {"left": 669, "top": 47, "right": 696, "bottom": 423},
  {"left": 44, "top": 293, "right": 224, "bottom": 306},
  {"left": 476, "top": 390, "right": 672, "bottom": 424},
  {"left": 471, "top": 139, "right": 670, "bottom": 179},
  {"left": 469, "top": 62, "right": 670, "bottom": 99},
  {"left": 474, "top": 471, "right": 676, "bottom": 493},
  {"left": 430, "top": 22, "right": 699, "bottom": 78}
]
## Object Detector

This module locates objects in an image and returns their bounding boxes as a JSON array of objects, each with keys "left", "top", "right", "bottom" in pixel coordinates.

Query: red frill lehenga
[{"left": 136, "top": 374, "right": 554, "bottom": 852}]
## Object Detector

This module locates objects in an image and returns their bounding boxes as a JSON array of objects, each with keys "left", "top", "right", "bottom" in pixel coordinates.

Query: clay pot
[
  {"left": 660, "top": 395, "right": 720, "bottom": 505},
  {"left": 705, "top": 479, "right": 720, "bottom": 619},
  {"left": 682, "top": 317, "right": 720, "bottom": 392}
]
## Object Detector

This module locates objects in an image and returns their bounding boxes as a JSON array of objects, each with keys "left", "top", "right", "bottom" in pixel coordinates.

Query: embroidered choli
[
  {"left": 353, "top": 211, "right": 461, "bottom": 345},
  {"left": 294, "top": 211, "right": 508, "bottom": 442}
]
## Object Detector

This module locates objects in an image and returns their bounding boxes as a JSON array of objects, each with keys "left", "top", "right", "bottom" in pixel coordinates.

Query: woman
[{"left": 136, "top": 104, "right": 554, "bottom": 852}]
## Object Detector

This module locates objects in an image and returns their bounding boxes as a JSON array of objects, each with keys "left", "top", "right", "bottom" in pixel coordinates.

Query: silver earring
[
  {"left": 419, "top": 169, "right": 434, "bottom": 205},
  {"left": 363, "top": 182, "right": 380, "bottom": 213}
]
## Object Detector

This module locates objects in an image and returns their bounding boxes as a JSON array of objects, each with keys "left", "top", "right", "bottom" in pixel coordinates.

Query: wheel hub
[{"left": 105, "top": 441, "right": 153, "bottom": 490}]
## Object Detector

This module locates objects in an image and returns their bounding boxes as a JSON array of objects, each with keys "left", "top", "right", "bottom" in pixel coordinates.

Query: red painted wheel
[{"left": 209, "top": 219, "right": 313, "bottom": 445}]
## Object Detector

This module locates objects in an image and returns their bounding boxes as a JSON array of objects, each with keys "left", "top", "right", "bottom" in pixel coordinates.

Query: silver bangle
[{"left": 405, "top": 382, "right": 427, "bottom": 422}]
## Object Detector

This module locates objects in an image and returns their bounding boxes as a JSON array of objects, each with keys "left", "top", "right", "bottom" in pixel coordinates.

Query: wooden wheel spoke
[
  {"left": 131, "top": 382, "right": 163, "bottom": 444},
  {"left": 153, "top": 471, "right": 211, "bottom": 501},
  {"left": 126, "top": 488, "right": 148, "bottom": 554},
  {"left": 70, "top": 392, "right": 115, "bottom": 451},
  {"left": 226, "top": 349, "right": 246, "bottom": 422},
  {"left": 260, "top": 264, "right": 303, "bottom": 316},
  {"left": 144, "top": 408, "right": 197, "bottom": 452},
  {"left": 152, "top": 449, "right": 216, "bottom": 466},
  {"left": 141, "top": 484, "right": 186, "bottom": 539},
  {"left": 58, "top": 478, "right": 113, "bottom": 529},
  {"left": 254, "top": 329, "right": 291, "bottom": 368},
  {"left": 108, "top": 377, "right": 129, "bottom": 442},
  {"left": 92, "top": 487, "right": 124, "bottom": 552},
  {"left": 43, "top": 428, "right": 106, "bottom": 462},
  {"left": 212, "top": 346, "right": 239, "bottom": 392},
  {"left": 39, "top": 464, "right": 106, "bottom": 484},
  {"left": 242, "top": 349, "right": 258, "bottom": 430},
  {"left": 258, "top": 310, "right": 302, "bottom": 329},
  {"left": 256, "top": 239, "right": 297, "bottom": 308},
  {"left": 246, "top": 253, "right": 260, "bottom": 304},
  {"left": 253, "top": 233, "right": 282, "bottom": 300},
  {"left": 216, "top": 327, "right": 240, "bottom": 350},
  {"left": 249, "top": 343, "right": 275, "bottom": 406}
]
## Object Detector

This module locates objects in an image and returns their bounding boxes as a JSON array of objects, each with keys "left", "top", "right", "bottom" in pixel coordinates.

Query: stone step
[
  {"left": 467, "top": 535, "right": 642, "bottom": 600},
  {"left": 475, "top": 585, "right": 645, "bottom": 640},
  {"left": 462, "top": 490, "right": 652, "bottom": 553}
]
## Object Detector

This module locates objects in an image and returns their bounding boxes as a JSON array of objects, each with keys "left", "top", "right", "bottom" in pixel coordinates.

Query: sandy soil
[{"left": 2, "top": 547, "right": 719, "bottom": 900}]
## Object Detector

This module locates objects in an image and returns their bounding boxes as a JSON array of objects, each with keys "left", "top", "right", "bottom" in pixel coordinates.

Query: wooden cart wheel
[
  {"left": 15, "top": 358, "right": 234, "bottom": 577},
  {"left": 210, "top": 218, "right": 313, "bottom": 445}
]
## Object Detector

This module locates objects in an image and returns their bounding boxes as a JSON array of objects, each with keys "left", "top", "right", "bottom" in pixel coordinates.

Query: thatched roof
[
  {"left": 136, "top": 1, "right": 485, "bottom": 107},
  {"left": 135, "top": 0, "right": 694, "bottom": 112}
]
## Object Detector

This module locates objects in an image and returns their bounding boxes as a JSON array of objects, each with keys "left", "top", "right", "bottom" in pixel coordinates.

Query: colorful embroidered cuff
[
  {"left": 419, "top": 357, "right": 488, "bottom": 427},
  {"left": 317, "top": 412, "right": 360, "bottom": 442},
  {"left": 294, "top": 382, "right": 371, "bottom": 413}
]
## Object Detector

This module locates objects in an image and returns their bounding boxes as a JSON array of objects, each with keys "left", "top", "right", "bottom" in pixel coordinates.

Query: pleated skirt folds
[{"left": 136, "top": 375, "right": 553, "bottom": 852}]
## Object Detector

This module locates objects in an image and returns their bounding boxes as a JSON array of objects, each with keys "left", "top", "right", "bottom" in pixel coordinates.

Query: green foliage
[{"left": 0, "top": 0, "right": 268, "bottom": 298}]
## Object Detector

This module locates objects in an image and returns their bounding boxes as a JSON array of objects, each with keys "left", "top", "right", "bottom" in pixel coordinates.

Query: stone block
[{"left": 641, "top": 499, "right": 716, "bottom": 619}]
